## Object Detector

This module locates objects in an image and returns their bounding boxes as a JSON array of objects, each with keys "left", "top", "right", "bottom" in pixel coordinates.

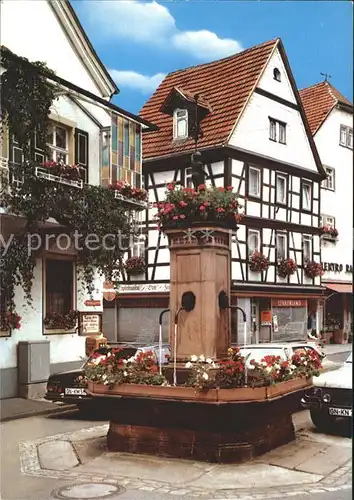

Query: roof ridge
[{"left": 165, "top": 37, "right": 279, "bottom": 78}]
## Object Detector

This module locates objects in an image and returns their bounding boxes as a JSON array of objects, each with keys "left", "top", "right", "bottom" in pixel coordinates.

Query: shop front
[{"left": 322, "top": 282, "right": 353, "bottom": 344}]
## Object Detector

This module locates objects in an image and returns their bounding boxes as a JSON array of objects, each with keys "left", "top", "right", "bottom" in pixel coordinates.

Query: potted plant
[
  {"left": 109, "top": 181, "right": 148, "bottom": 202},
  {"left": 277, "top": 258, "right": 297, "bottom": 278},
  {"left": 0, "top": 311, "right": 21, "bottom": 331},
  {"left": 43, "top": 310, "right": 79, "bottom": 330},
  {"left": 249, "top": 250, "right": 269, "bottom": 273},
  {"left": 41, "top": 160, "right": 82, "bottom": 182},
  {"left": 304, "top": 260, "right": 324, "bottom": 278},
  {"left": 319, "top": 225, "right": 338, "bottom": 240},
  {"left": 154, "top": 183, "right": 244, "bottom": 230},
  {"left": 124, "top": 256, "right": 146, "bottom": 276}
]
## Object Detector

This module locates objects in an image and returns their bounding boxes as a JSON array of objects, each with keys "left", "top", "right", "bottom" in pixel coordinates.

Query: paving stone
[
  {"left": 294, "top": 446, "right": 352, "bottom": 475},
  {"left": 38, "top": 440, "right": 79, "bottom": 471}
]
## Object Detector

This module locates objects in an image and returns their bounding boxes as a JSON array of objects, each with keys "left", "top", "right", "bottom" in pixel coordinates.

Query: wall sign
[
  {"left": 272, "top": 299, "right": 307, "bottom": 307},
  {"left": 84, "top": 300, "right": 101, "bottom": 307},
  {"left": 80, "top": 313, "right": 102, "bottom": 335},
  {"left": 322, "top": 262, "right": 353, "bottom": 274},
  {"left": 261, "top": 310, "right": 272, "bottom": 326},
  {"left": 103, "top": 281, "right": 116, "bottom": 302}
]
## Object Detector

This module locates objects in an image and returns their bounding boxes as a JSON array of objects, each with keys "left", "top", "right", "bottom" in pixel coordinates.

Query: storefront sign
[
  {"left": 272, "top": 299, "right": 307, "bottom": 307},
  {"left": 84, "top": 300, "right": 101, "bottom": 307},
  {"left": 321, "top": 262, "right": 353, "bottom": 273},
  {"left": 80, "top": 313, "right": 102, "bottom": 335},
  {"left": 261, "top": 311, "right": 272, "bottom": 326}
]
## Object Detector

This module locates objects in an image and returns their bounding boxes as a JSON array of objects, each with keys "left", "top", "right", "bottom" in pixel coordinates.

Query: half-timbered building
[
  {"left": 300, "top": 81, "right": 353, "bottom": 344},
  {"left": 112, "top": 38, "right": 328, "bottom": 345}
]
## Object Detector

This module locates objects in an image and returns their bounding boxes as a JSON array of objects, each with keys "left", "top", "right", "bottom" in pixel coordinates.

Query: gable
[
  {"left": 257, "top": 47, "right": 297, "bottom": 104},
  {"left": 0, "top": 0, "right": 115, "bottom": 98},
  {"left": 228, "top": 42, "right": 324, "bottom": 176}
]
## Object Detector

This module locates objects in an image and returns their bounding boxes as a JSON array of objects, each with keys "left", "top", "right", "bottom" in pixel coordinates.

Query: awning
[{"left": 325, "top": 283, "right": 352, "bottom": 294}]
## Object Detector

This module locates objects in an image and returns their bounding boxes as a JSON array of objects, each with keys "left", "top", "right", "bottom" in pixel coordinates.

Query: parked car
[
  {"left": 238, "top": 342, "right": 325, "bottom": 369},
  {"left": 301, "top": 351, "right": 352, "bottom": 431},
  {"left": 45, "top": 343, "right": 170, "bottom": 411}
]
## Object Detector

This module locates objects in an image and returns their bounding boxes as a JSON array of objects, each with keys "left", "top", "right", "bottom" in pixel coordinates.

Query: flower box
[{"left": 86, "top": 377, "right": 312, "bottom": 402}]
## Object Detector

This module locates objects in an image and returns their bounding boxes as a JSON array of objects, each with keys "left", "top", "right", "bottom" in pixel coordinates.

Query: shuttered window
[{"left": 74, "top": 129, "right": 89, "bottom": 183}]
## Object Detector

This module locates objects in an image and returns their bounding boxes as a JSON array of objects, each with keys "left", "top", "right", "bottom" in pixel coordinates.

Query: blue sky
[{"left": 72, "top": 0, "right": 353, "bottom": 114}]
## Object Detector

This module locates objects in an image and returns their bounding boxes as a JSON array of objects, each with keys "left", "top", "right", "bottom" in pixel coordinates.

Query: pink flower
[
  {"left": 199, "top": 205, "right": 205, "bottom": 211},
  {"left": 217, "top": 207, "right": 225, "bottom": 213}
]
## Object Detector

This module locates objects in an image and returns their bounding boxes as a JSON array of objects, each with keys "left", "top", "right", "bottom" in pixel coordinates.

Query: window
[
  {"left": 248, "top": 166, "right": 261, "bottom": 197},
  {"left": 45, "top": 259, "right": 74, "bottom": 321},
  {"left": 269, "top": 119, "right": 277, "bottom": 141},
  {"left": 185, "top": 166, "right": 193, "bottom": 187},
  {"left": 248, "top": 229, "right": 260, "bottom": 255},
  {"left": 276, "top": 174, "right": 287, "bottom": 204},
  {"left": 269, "top": 118, "right": 286, "bottom": 144},
  {"left": 273, "top": 68, "right": 281, "bottom": 82},
  {"left": 301, "top": 181, "right": 312, "bottom": 211},
  {"left": 132, "top": 235, "right": 145, "bottom": 258},
  {"left": 340, "top": 125, "right": 353, "bottom": 149},
  {"left": 173, "top": 109, "right": 188, "bottom": 140},
  {"left": 276, "top": 232, "right": 287, "bottom": 261},
  {"left": 302, "top": 235, "right": 312, "bottom": 262},
  {"left": 321, "top": 214, "right": 335, "bottom": 228},
  {"left": 47, "top": 124, "right": 69, "bottom": 163},
  {"left": 322, "top": 166, "right": 335, "bottom": 190},
  {"left": 75, "top": 129, "right": 89, "bottom": 183}
]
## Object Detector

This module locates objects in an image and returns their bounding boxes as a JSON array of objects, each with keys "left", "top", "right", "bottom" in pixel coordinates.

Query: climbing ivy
[{"left": 0, "top": 48, "right": 134, "bottom": 311}]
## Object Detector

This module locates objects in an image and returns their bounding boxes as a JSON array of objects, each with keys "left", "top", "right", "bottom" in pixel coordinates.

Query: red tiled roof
[
  {"left": 299, "top": 81, "right": 353, "bottom": 135},
  {"left": 140, "top": 38, "right": 278, "bottom": 160}
]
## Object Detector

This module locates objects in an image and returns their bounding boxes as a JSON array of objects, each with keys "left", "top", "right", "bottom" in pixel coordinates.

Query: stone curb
[
  {"left": 18, "top": 425, "right": 352, "bottom": 499},
  {"left": 0, "top": 403, "right": 77, "bottom": 423}
]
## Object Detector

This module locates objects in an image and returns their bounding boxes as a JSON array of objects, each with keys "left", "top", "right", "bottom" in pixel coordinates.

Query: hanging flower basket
[
  {"left": 277, "top": 258, "right": 297, "bottom": 278},
  {"left": 125, "top": 256, "right": 146, "bottom": 275},
  {"left": 154, "top": 183, "right": 244, "bottom": 230},
  {"left": 43, "top": 310, "right": 79, "bottom": 330},
  {"left": 109, "top": 181, "right": 148, "bottom": 202},
  {"left": 249, "top": 250, "right": 269, "bottom": 272},
  {"left": 0, "top": 311, "right": 21, "bottom": 331},
  {"left": 319, "top": 225, "right": 338, "bottom": 240},
  {"left": 304, "top": 260, "right": 324, "bottom": 278}
]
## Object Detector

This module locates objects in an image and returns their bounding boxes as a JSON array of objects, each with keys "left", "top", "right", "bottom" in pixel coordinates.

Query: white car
[
  {"left": 301, "top": 351, "right": 352, "bottom": 431},
  {"left": 238, "top": 342, "right": 325, "bottom": 368}
]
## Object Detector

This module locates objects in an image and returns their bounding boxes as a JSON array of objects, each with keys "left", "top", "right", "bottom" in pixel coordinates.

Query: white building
[
  {"left": 300, "top": 81, "right": 353, "bottom": 343},
  {"left": 109, "top": 38, "right": 328, "bottom": 346},
  {"left": 0, "top": 0, "right": 153, "bottom": 399}
]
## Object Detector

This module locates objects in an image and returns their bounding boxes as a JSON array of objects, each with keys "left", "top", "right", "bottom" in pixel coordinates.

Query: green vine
[
  {"left": 0, "top": 48, "right": 134, "bottom": 311},
  {"left": 1, "top": 46, "right": 57, "bottom": 156}
]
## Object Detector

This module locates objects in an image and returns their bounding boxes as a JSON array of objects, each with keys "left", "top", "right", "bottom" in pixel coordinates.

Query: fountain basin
[{"left": 86, "top": 378, "right": 311, "bottom": 463}]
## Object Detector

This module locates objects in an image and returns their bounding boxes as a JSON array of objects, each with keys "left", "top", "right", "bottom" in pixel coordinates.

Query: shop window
[
  {"left": 45, "top": 259, "right": 75, "bottom": 329},
  {"left": 272, "top": 305, "right": 307, "bottom": 342}
]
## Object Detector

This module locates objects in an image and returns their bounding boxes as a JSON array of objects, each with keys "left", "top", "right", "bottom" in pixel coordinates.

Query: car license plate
[
  {"left": 64, "top": 388, "right": 86, "bottom": 396},
  {"left": 328, "top": 407, "right": 352, "bottom": 417}
]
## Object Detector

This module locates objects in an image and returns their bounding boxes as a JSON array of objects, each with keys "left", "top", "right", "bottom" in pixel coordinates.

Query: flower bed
[
  {"left": 319, "top": 225, "right": 338, "bottom": 240},
  {"left": 249, "top": 251, "right": 269, "bottom": 273},
  {"left": 84, "top": 347, "right": 320, "bottom": 400},
  {"left": 0, "top": 311, "right": 21, "bottom": 331},
  {"left": 277, "top": 258, "right": 297, "bottom": 278},
  {"left": 154, "top": 183, "right": 243, "bottom": 230},
  {"left": 109, "top": 181, "right": 148, "bottom": 202},
  {"left": 124, "top": 256, "right": 146, "bottom": 275},
  {"left": 304, "top": 260, "right": 324, "bottom": 278},
  {"left": 43, "top": 310, "right": 79, "bottom": 330}
]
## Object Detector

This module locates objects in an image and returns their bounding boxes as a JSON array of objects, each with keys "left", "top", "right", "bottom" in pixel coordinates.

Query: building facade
[
  {"left": 300, "top": 82, "right": 353, "bottom": 344},
  {"left": 110, "top": 38, "right": 328, "bottom": 346},
  {"left": 0, "top": 0, "right": 153, "bottom": 398}
]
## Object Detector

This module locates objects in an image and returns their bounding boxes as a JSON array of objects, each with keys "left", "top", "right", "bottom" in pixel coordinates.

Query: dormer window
[
  {"left": 273, "top": 68, "right": 281, "bottom": 82},
  {"left": 173, "top": 109, "right": 188, "bottom": 140}
]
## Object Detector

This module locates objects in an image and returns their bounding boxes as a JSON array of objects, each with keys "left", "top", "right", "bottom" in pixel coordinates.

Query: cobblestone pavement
[{"left": 18, "top": 415, "right": 352, "bottom": 500}]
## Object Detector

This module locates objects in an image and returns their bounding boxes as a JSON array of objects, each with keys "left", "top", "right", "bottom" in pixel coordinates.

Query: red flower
[
  {"left": 217, "top": 187, "right": 225, "bottom": 192},
  {"left": 227, "top": 186, "right": 233, "bottom": 191},
  {"left": 199, "top": 205, "right": 206, "bottom": 211},
  {"left": 198, "top": 184, "right": 206, "bottom": 191}
]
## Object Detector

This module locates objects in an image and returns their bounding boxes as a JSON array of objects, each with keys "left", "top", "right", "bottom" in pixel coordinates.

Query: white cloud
[
  {"left": 84, "top": 1, "right": 243, "bottom": 60},
  {"left": 109, "top": 70, "right": 167, "bottom": 93},
  {"left": 172, "top": 30, "right": 243, "bottom": 60},
  {"left": 87, "top": 1, "right": 175, "bottom": 43}
]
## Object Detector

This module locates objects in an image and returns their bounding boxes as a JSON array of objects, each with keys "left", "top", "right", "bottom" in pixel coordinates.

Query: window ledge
[
  {"left": 44, "top": 328, "right": 77, "bottom": 335},
  {"left": 0, "top": 329, "right": 11, "bottom": 338}
]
